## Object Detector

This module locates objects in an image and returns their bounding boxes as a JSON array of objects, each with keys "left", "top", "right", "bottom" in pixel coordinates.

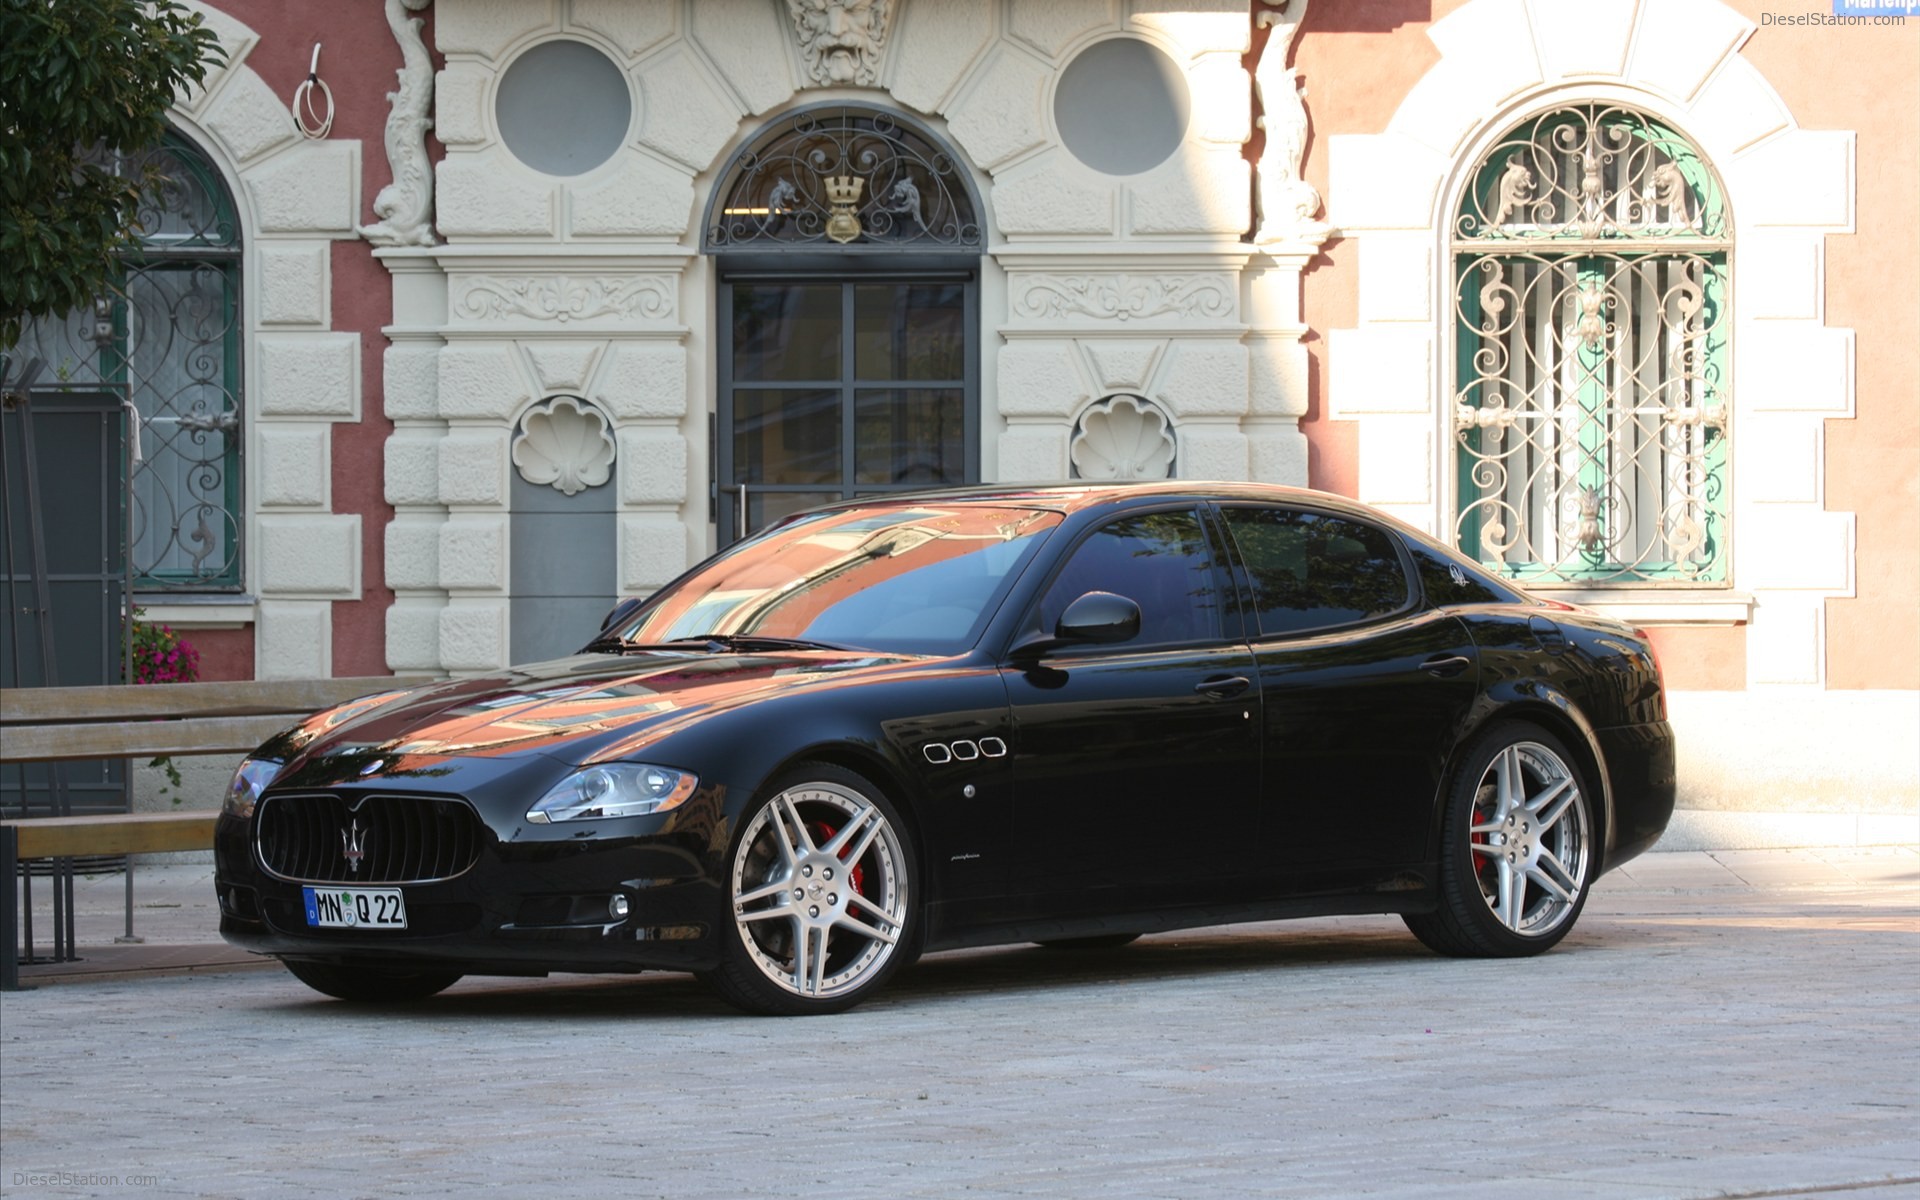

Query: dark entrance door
[{"left": 717, "top": 275, "right": 978, "bottom": 546}]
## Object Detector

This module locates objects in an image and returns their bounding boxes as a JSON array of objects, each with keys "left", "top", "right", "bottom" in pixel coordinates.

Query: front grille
[{"left": 256, "top": 793, "right": 484, "bottom": 884}]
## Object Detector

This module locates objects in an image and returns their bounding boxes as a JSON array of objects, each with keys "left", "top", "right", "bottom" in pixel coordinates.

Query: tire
[
  {"left": 1404, "top": 722, "right": 1594, "bottom": 958},
  {"left": 283, "top": 959, "right": 462, "bottom": 1002},
  {"left": 1035, "top": 934, "right": 1141, "bottom": 950},
  {"left": 703, "top": 763, "right": 919, "bottom": 1016}
]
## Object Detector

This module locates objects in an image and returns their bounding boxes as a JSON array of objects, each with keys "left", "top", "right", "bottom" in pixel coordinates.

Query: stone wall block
[
  {"left": 1525, "top": 0, "right": 1635, "bottom": 79},
  {"left": 691, "top": 0, "right": 794, "bottom": 114},
  {"left": 997, "top": 341, "right": 1090, "bottom": 418},
  {"left": 438, "top": 430, "right": 512, "bottom": 507},
  {"left": 436, "top": 157, "right": 558, "bottom": 237},
  {"left": 1737, "top": 237, "right": 1821, "bottom": 322},
  {"left": 618, "top": 430, "right": 690, "bottom": 505},
  {"left": 1627, "top": 0, "right": 1754, "bottom": 103},
  {"left": 246, "top": 142, "right": 358, "bottom": 234},
  {"left": 434, "top": 0, "right": 558, "bottom": 58},
  {"left": 620, "top": 516, "right": 691, "bottom": 592},
  {"left": 256, "top": 424, "right": 330, "bottom": 508},
  {"left": 570, "top": 0, "right": 677, "bottom": 59},
  {"left": 1357, "top": 418, "right": 1433, "bottom": 507},
  {"left": 571, "top": 156, "right": 696, "bottom": 237},
  {"left": 434, "top": 65, "right": 491, "bottom": 146},
  {"left": 1008, "top": 0, "right": 1115, "bottom": 59},
  {"left": 1176, "top": 425, "right": 1248, "bottom": 480},
  {"left": 437, "top": 344, "right": 535, "bottom": 421},
  {"left": 439, "top": 517, "right": 510, "bottom": 591},
  {"left": 384, "top": 344, "right": 442, "bottom": 421},
  {"left": 592, "top": 341, "right": 689, "bottom": 419},
  {"left": 1730, "top": 130, "right": 1854, "bottom": 230},
  {"left": 1151, "top": 340, "right": 1248, "bottom": 419},
  {"left": 385, "top": 600, "right": 444, "bottom": 672},
  {"left": 256, "top": 244, "right": 329, "bottom": 327},
  {"left": 385, "top": 433, "right": 442, "bottom": 507},
  {"left": 1329, "top": 327, "right": 1434, "bottom": 417},
  {"left": 438, "top": 602, "right": 510, "bottom": 671},
  {"left": 1746, "top": 600, "right": 1823, "bottom": 687},
  {"left": 384, "top": 517, "right": 443, "bottom": 591},
  {"left": 202, "top": 68, "right": 296, "bottom": 164},
  {"left": 945, "top": 47, "right": 1051, "bottom": 171},
  {"left": 636, "top": 47, "right": 743, "bottom": 171},
  {"left": 1738, "top": 416, "right": 1823, "bottom": 505},
  {"left": 521, "top": 343, "right": 603, "bottom": 395},
  {"left": 1358, "top": 233, "right": 1433, "bottom": 324},
  {"left": 1247, "top": 334, "right": 1309, "bottom": 419},
  {"left": 1739, "top": 325, "right": 1853, "bottom": 415},
  {"left": 255, "top": 600, "right": 330, "bottom": 680},
  {"left": 997, "top": 426, "right": 1071, "bottom": 482},
  {"left": 1328, "top": 133, "right": 1446, "bottom": 231},
  {"left": 176, "top": 2, "right": 259, "bottom": 113},
  {"left": 889, "top": 0, "right": 995, "bottom": 112},
  {"left": 992, "top": 158, "right": 1119, "bottom": 236},
  {"left": 1684, "top": 57, "right": 1789, "bottom": 154},
  {"left": 1738, "top": 508, "right": 1853, "bottom": 593},
  {"left": 1128, "top": 145, "right": 1250, "bottom": 236},
  {"left": 1188, "top": 52, "right": 1252, "bottom": 145},
  {"left": 257, "top": 514, "right": 361, "bottom": 598},
  {"left": 1127, "top": 3, "right": 1250, "bottom": 55},
  {"left": 258, "top": 333, "right": 359, "bottom": 418},
  {"left": 1248, "top": 428, "right": 1309, "bottom": 487},
  {"left": 1080, "top": 340, "right": 1164, "bottom": 394}
]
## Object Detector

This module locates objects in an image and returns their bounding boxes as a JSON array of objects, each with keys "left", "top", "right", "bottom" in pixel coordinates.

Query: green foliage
[
  {"left": 125, "top": 607, "right": 203, "bottom": 804},
  {"left": 0, "top": 0, "right": 224, "bottom": 345}
]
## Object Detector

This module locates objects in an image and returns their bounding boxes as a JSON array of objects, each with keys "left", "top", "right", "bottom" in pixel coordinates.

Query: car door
[
  {"left": 1215, "top": 503, "right": 1482, "bottom": 894},
  {"left": 1002, "top": 506, "right": 1261, "bottom": 910}
]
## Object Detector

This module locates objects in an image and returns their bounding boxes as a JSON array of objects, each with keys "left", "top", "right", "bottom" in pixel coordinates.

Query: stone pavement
[{"left": 1, "top": 847, "right": 1916, "bottom": 1199}]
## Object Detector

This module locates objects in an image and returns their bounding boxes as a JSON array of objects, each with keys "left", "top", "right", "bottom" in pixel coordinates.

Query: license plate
[{"left": 303, "top": 886, "right": 407, "bottom": 930}]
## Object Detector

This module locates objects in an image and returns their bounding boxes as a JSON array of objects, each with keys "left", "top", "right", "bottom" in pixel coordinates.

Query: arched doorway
[{"left": 705, "top": 106, "right": 983, "bottom": 546}]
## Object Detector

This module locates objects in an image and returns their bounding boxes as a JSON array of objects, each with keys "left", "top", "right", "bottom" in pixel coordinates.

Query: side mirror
[
  {"left": 600, "top": 597, "right": 645, "bottom": 632},
  {"left": 1011, "top": 591, "right": 1141, "bottom": 659}
]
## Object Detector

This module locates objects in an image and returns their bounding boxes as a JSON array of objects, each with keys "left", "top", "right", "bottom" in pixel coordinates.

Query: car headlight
[
  {"left": 526, "top": 763, "right": 698, "bottom": 824},
  {"left": 224, "top": 757, "right": 283, "bottom": 818}
]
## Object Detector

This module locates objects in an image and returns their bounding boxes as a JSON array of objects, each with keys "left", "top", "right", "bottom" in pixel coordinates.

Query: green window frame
[{"left": 1451, "top": 103, "right": 1729, "bottom": 585}]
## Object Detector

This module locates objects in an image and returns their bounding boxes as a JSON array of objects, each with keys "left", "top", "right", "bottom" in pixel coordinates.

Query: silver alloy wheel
[
  {"left": 1466, "top": 740, "right": 1590, "bottom": 937},
  {"left": 730, "top": 781, "right": 909, "bottom": 1000}
]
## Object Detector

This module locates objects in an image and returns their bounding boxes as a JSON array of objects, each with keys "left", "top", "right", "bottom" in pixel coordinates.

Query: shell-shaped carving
[
  {"left": 1070, "top": 395, "right": 1175, "bottom": 481},
  {"left": 512, "top": 396, "right": 615, "bottom": 496}
]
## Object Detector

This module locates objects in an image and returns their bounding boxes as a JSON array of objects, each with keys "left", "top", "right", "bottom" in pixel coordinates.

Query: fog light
[{"left": 609, "top": 895, "right": 629, "bottom": 920}]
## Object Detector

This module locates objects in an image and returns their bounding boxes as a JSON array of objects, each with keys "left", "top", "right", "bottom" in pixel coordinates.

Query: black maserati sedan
[{"left": 216, "top": 482, "right": 1675, "bottom": 1015}]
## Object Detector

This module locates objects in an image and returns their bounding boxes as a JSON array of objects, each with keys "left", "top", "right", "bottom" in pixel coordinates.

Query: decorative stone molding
[
  {"left": 1011, "top": 274, "right": 1236, "bottom": 323},
  {"left": 453, "top": 275, "right": 676, "bottom": 324},
  {"left": 1252, "top": 0, "right": 1331, "bottom": 248},
  {"left": 788, "top": 0, "right": 893, "bottom": 87},
  {"left": 360, "top": 0, "right": 436, "bottom": 248},
  {"left": 512, "top": 396, "right": 616, "bottom": 497},
  {"left": 1071, "top": 395, "right": 1176, "bottom": 481}
]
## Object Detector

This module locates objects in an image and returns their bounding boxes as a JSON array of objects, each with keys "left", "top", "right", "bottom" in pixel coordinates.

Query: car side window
[
  {"left": 1220, "top": 506, "right": 1411, "bottom": 637},
  {"left": 1403, "top": 538, "right": 1519, "bottom": 607},
  {"left": 1038, "top": 510, "right": 1224, "bottom": 646}
]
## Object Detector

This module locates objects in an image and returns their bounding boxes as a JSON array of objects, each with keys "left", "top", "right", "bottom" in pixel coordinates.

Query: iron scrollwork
[{"left": 707, "top": 108, "right": 981, "bottom": 252}]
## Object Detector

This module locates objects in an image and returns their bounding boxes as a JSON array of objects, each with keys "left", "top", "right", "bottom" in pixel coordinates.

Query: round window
[
  {"left": 496, "top": 40, "right": 632, "bottom": 177},
  {"left": 1053, "top": 38, "right": 1190, "bottom": 176}
]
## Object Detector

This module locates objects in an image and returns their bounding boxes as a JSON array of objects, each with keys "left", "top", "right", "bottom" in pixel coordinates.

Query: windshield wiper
[{"left": 663, "top": 633, "right": 855, "bottom": 653}]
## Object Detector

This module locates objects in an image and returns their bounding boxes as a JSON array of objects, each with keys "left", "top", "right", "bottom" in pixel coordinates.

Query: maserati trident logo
[{"left": 341, "top": 819, "right": 367, "bottom": 873}]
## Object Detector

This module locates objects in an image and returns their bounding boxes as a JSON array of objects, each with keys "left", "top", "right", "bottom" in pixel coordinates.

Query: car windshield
[{"left": 613, "top": 504, "right": 1063, "bottom": 655}]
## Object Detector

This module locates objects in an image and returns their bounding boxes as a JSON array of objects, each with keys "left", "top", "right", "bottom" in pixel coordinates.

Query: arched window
[
  {"left": 12, "top": 131, "right": 244, "bottom": 589},
  {"left": 705, "top": 106, "right": 982, "bottom": 545},
  {"left": 1451, "top": 103, "right": 1728, "bottom": 584}
]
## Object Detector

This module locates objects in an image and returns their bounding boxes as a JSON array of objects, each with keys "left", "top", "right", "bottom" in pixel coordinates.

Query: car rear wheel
[
  {"left": 283, "top": 959, "right": 462, "bottom": 1002},
  {"left": 1404, "top": 722, "right": 1593, "bottom": 958},
  {"left": 704, "top": 763, "right": 918, "bottom": 1016}
]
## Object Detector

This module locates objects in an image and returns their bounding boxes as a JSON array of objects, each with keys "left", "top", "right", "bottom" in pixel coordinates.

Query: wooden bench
[{"left": 1, "top": 675, "right": 433, "bottom": 989}]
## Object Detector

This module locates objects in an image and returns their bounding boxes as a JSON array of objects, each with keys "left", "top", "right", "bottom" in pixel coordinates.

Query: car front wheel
[
  {"left": 704, "top": 763, "right": 918, "bottom": 1015},
  {"left": 1405, "top": 722, "right": 1594, "bottom": 957}
]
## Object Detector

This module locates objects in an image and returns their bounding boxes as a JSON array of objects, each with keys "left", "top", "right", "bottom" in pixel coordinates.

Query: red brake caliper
[{"left": 808, "top": 823, "right": 866, "bottom": 895}]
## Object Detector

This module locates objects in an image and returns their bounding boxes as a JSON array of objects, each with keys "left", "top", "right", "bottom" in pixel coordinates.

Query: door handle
[
  {"left": 1194, "top": 675, "right": 1252, "bottom": 699},
  {"left": 1420, "top": 654, "right": 1473, "bottom": 678}
]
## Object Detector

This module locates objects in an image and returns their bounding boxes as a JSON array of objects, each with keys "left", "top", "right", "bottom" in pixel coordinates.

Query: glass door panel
[
  {"left": 855, "top": 388, "right": 964, "bottom": 486},
  {"left": 854, "top": 283, "right": 964, "bottom": 380}
]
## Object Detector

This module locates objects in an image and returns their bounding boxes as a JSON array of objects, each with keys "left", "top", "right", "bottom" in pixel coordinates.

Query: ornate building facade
[{"left": 18, "top": 0, "right": 1916, "bottom": 842}]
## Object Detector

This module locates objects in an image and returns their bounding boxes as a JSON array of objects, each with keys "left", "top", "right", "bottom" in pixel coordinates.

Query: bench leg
[{"left": 2, "top": 825, "right": 19, "bottom": 991}]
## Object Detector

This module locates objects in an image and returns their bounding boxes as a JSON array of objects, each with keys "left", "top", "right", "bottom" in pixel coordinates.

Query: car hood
[{"left": 259, "top": 649, "right": 925, "bottom": 785}]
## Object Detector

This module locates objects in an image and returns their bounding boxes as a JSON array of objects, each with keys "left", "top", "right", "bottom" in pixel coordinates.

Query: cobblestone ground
[{"left": 2, "top": 849, "right": 1917, "bottom": 1200}]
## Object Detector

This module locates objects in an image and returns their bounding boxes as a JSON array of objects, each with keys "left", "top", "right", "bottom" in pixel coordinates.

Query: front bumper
[{"left": 213, "top": 806, "right": 730, "bottom": 977}]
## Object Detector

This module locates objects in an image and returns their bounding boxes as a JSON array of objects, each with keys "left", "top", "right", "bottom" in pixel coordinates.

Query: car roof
[{"left": 800, "top": 480, "right": 1386, "bottom": 521}]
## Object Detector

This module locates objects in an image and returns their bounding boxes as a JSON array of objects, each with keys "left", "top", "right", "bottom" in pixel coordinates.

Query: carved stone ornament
[
  {"left": 788, "top": 0, "right": 893, "bottom": 87},
  {"left": 513, "top": 396, "right": 616, "bottom": 496},
  {"left": 454, "top": 276, "right": 676, "bottom": 323},
  {"left": 1252, "top": 0, "right": 1330, "bottom": 248},
  {"left": 1012, "top": 274, "right": 1236, "bottom": 323},
  {"left": 1071, "top": 395, "right": 1176, "bottom": 481},
  {"left": 360, "top": 0, "right": 436, "bottom": 247}
]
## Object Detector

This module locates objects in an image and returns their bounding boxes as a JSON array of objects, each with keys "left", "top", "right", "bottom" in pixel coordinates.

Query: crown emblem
[{"left": 824, "top": 175, "right": 864, "bottom": 244}]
